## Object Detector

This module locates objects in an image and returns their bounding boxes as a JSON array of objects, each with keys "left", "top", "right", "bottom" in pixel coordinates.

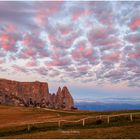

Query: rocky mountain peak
[
  {"left": 61, "top": 86, "right": 71, "bottom": 95},
  {"left": 55, "top": 86, "right": 74, "bottom": 109},
  {"left": 0, "top": 78, "right": 74, "bottom": 110},
  {"left": 56, "top": 87, "right": 61, "bottom": 95}
]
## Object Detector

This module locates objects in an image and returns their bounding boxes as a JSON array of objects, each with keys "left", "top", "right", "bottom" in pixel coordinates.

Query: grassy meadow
[{"left": 0, "top": 105, "right": 140, "bottom": 139}]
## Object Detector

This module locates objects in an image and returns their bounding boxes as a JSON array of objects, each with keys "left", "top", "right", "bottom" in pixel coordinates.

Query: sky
[{"left": 0, "top": 1, "right": 140, "bottom": 102}]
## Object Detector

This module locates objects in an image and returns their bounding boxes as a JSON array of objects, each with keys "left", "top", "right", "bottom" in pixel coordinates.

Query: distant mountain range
[{"left": 75, "top": 99, "right": 140, "bottom": 111}]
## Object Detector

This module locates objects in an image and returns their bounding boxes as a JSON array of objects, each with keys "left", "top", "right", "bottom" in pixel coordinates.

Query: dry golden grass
[
  {"left": 2, "top": 123, "right": 140, "bottom": 139},
  {"left": 0, "top": 105, "right": 140, "bottom": 139},
  {"left": 0, "top": 105, "right": 59, "bottom": 128},
  {"left": 0, "top": 105, "right": 88, "bottom": 128}
]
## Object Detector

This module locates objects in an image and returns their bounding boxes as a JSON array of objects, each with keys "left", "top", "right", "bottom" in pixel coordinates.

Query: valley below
[{"left": 75, "top": 101, "right": 140, "bottom": 111}]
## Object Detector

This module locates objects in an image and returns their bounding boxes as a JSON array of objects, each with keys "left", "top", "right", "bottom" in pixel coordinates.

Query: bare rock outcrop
[
  {"left": 0, "top": 78, "right": 74, "bottom": 110},
  {"left": 55, "top": 86, "right": 74, "bottom": 109}
]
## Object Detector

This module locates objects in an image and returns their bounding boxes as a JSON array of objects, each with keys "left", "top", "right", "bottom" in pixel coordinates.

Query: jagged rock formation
[
  {"left": 0, "top": 78, "right": 74, "bottom": 110},
  {"left": 55, "top": 87, "right": 74, "bottom": 109}
]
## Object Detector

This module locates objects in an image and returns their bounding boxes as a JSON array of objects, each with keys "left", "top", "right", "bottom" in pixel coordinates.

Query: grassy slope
[
  {"left": 0, "top": 105, "right": 140, "bottom": 139},
  {"left": 0, "top": 105, "right": 59, "bottom": 128},
  {"left": 4, "top": 124, "right": 140, "bottom": 139}
]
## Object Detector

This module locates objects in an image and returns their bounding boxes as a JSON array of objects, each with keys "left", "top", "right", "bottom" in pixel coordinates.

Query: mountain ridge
[{"left": 0, "top": 78, "right": 74, "bottom": 110}]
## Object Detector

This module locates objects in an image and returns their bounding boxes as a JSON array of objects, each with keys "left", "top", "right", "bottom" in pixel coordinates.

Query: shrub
[{"left": 95, "top": 119, "right": 103, "bottom": 125}]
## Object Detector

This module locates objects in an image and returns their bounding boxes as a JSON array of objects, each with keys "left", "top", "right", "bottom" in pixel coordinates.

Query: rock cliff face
[
  {"left": 55, "top": 87, "right": 74, "bottom": 109},
  {"left": 0, "top": 78, "right": 74, "bottom": 110}
]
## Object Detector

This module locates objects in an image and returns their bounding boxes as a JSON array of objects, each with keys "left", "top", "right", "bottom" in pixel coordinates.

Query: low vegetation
[{"left": 0, "top": 105, "right": 140, "bottom": 139}]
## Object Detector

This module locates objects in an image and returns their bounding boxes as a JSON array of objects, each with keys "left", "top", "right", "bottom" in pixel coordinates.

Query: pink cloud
[
  {"left": 20, "top": 32, "right": 48, "bottom": 58},
  {"left": 59, "top": 25, "right": 73, "bottom": 35},
  {"left": 128, "top": 53, "right": 140, "bottom": 59},
  {"left": 72, "top": 42, "right": 94, "bottom": 60},
  {"left": 88, "top": 27, "right": 109, "bottom": 45},
  {"left": 127, "top": 63, "right": 138, "bottom": 69},
  {"left": 0, "top": 33, "right": 17, "bottom": 52},
  {"left": 77, "top": 66, "right": 88, "bottom": 72},
  {"left": 22, "top": 34, "right": 31, "bottom": 47},
  {"left": 48, "top": 30, "right": 79, "bottom": 48},
  {"left": 35, "top": 2, "right": 63, "bottom": 26},
  {"left": 35, "top": 11, "right": 47, "bottom": 26},
  {"left": 100, "top": 15, "right": 113, "bottom": 25},
  {"left": 126, "top": 34, "right": 140, "bottom": 44},
  {"left": 47, "top": 57, "right": 71, "bottom": 67},
  {"left": 71, "top": 8, "right": 92, "bottom": 21},
  {"left": 99, "top": 36, "right": 119, "bottom": 46},
  {"left": 102, "top": 53, "right": 120, "bottom": 62},
  {"left": 48, "top": 34, "right": 57, "bottom": 46},
  {"left": 95, "top": 11, "right": 114, "bottom": 26},
  {"left": 45, "top": 46, "right": 71, "bottom": 67},
  {"left": 12, "top": 65, "right": 28, "bottom": 73},
  {"left": 130, "top": 19, "right": 140, "bottom": 30},
  {"left": 46, "top": 1, "right": 63, "bottom": 14},
  {"left": 0, "top": 59, "right": 4, "bottom": 64},
  {"left": 22, "top": 33, "right": 45, "bottom": 49},
  {"left": 72, "top": 11, "right": 83, "bottom": 21},
  {"left": 19, "top": 48, "right": 37, "bottom": 59},
  {"left": 5, "top": 24, "right": 16, "bottom": 33},
  {"left": 88, "top": 26, "right": 121, "bottom": 51},
  {"left": 25, "top": 59, "right": 38, "bottom": 67},
  {"left": 25, "top": 48, "right": 36, "bottom": 56},
  {"left": 35, "top": 67, "right": 48, "bottom": 75},
  {"left": 51, "top": 47, "right": 64, "bottom": 59}
]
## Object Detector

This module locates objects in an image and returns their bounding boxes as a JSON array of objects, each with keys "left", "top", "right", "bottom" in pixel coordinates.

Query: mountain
[
  {"left": 75, "top": 101, "right": 140, "bottom": 111},
  {"left": 0, "top": 78, "right": 74, "bottom": 110}
]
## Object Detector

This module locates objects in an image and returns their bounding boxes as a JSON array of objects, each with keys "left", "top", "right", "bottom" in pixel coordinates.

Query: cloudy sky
[{"left": 0, "top": 1, "right": 140, "bottom": 102}]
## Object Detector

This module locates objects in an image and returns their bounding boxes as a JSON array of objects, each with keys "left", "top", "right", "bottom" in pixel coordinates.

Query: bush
[{"left": 95, "top": 119, "right": 103, "bottom": 125}]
